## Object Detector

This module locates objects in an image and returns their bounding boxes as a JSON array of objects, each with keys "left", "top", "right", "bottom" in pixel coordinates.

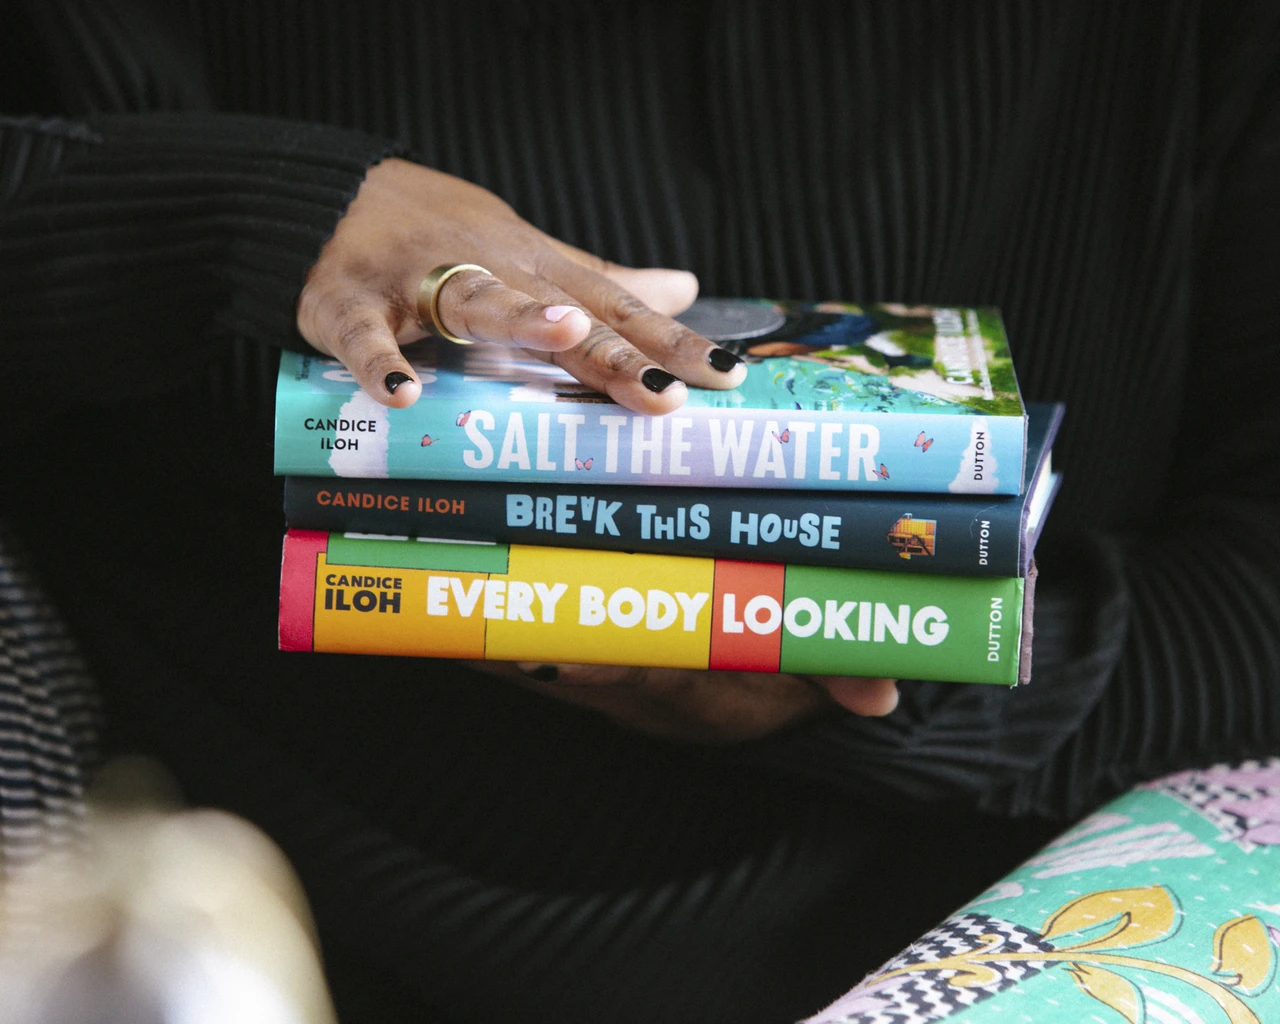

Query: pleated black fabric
[{"left": 2, "top": 2, "right": 1279, "bottom": 1022}]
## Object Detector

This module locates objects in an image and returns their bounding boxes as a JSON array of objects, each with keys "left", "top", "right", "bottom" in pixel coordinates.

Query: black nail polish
[
  {"left": 522, "top": 664, "right": 559, "bottom": 683},
  {"left": 708, "top": 348, "right": 743, "bottom": 372},
  {"left": 642, "top": 368, "right": 681, "bottom": 393},
  {"left": 384, "top": 371, "right": 412, "bottom": 394}
]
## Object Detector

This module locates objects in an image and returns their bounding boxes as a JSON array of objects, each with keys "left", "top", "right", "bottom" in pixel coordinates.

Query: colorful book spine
[
  {"left": 279, "top": 531, "right": 1032, "bottom": 685},
  {"left": 273, "top": 301, "right": 1028, "bottom": 494},
  {"left": 284, "top": 404, "right": 1062, "bottom": 578}
]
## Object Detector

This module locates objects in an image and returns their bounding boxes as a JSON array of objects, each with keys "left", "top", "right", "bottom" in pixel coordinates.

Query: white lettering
[
  {"left": 912, "top": 606, "right": 949, "bottom": 645},
  {"left": 669, "top": 417, "right": 693, "bottom": 476},
  {"left": 710, "top": 419, "right": 755, "bottom": 477},
  {"left": 533, "top": 582, "right": 567, "bottom": 622},
  {"left": 580, "top": 585, "right": 607, "bottom": 626},
  {"left": 744, "top": 595, "right": 782, "bottom": 635},
  {"left": 784, "top": 597, "right": 822, "bottom": 637},
  {"left": 450, "top": 577, "right": 485, "bottom": 617},
  {"left": 819, "top": 423, "right": 842, "bottom": 480},
  {"left": 496, "top": 414, "right": 531, "bottom": 470},
  {"left": 506, "top": 581, "right": 535, "bottom": 621},
  {"left": 676, "top": 591, "right": 710, "bottom": 631},
  {"left": 462, "top": 410, "right": 496, "bottom": 468}
]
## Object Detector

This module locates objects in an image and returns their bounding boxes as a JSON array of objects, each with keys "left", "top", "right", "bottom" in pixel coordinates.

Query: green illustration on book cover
[{"left": 687, "top": 301, "right": 1023, "bottom": 416}]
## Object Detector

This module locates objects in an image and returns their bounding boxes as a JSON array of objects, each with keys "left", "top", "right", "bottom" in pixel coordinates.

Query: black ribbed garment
[{"left": 2, "top": 3, "right": 1278, "bottom": 1022}]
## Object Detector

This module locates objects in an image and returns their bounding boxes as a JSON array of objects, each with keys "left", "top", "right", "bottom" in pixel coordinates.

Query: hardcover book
[
  {"left": 274, "top": 300, "right": 1028, "bottom": 494},
  {"left": 279, "top": 530, "right": 1034, "bottom": 685},
  {"left": 284, "top": 404, "right": 1061, "bottom": 578}
]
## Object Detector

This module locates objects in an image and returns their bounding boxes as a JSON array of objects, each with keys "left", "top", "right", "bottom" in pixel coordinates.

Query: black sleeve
[
  {"left": 0, "top": 113, "right": 404, "bottom": 410},
  {"left": 732, "top": 5, "right": 1280, "bottom": 820},
  {"left": 0, "top": 0, "right": 406, "bottom": 412}
]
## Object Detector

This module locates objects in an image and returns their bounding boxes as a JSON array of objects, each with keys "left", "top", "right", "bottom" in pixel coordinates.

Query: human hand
[
  {"left": 468, "top": 662, "right": 899, "bottom": 744},
  {"left": 296, "top": 158, "right": 747, "bottom": 414}
]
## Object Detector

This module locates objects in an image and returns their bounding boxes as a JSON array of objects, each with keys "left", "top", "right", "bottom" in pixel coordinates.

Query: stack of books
[{"left": 273, "top": 300, "right": 1061, "bottom": 686}]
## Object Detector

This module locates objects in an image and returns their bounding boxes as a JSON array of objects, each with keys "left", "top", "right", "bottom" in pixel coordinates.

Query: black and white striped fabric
[
  {"left": 0, "top": 524, "right": 100, "bottom": 878},
  {"left": 810, "top": 914, "right": 1055, "bottom": 1024}
]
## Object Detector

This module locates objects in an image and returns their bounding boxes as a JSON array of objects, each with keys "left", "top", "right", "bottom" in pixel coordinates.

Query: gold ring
[{"left": 418, "top": 263, "right": 494, "bottom": 345}]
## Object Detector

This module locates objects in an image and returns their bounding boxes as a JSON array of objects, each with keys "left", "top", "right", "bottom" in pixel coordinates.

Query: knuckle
[
  {"left": 333, "top": 309, "right": 393, "bottom": 370},
  {"left": 295, "top": 280, "right": 322, "bottom": 321},
  {"left": 602, "top": 343, "right": 642, "bottom": 376},
  {"left": 444, "top": 275, "right": 499, "bottom": 340},
  {"left": 296, "top": 279, "right": 346, "bottom": 332},
  {"left": 450, "top": 277, "right": 527, "bottom": 340},
  {"left": 452, "top": 270, "right": 500, "bottom": 306},
  {"left": 335, "top": 315, "right": 380, "bottom": 355},
  {"left": 495, "top": 295, "right": 543, "bottom": 325},
  {"left": 605, "top": 290, "right": 653, "bottom": 326},
  {"left": 586, "top": 331, "right": 643, "bottom": 374},
  {"left": 660, "top": 321, "right": 700, "bottom": 352},
  {"left": 332, "top": 291, "right": 373, "bottom": 325},
  {"left": 527, "top": 248, "right": 559, "bottom": 279}
]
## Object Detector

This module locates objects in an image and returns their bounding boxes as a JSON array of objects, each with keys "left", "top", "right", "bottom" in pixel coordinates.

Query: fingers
[
  {"left": 431, "top": 259, "right": 739, "bottom": 413},
  {"left": 545, "top": 256, "right": 748, "bottom": 392},
  {"left": 540, "top": 241, "right": 750, "bottom": 400},
  {"left": 298, "top": 291, "right": 424, "bottom": 409},
  {"left": 470, "top": 661, "right": 830, "bottom": 744},
  {"left": 811, "top": 677, "right": 900, "bottom": 717},
  {"left": 545, "top": 238, "right": 699, "bottom": 317},
  {"left": 431, "top": 266, "right": 692, "bottom": 414},
  {"left": 553, "top": 314, "right": 694, "bottom": 416},
  {"left": 600, "top": 267, "right": 699, "bottom": 317},
  {"left": 301, "top": 272, "right": 596, "bottom": 409},
  {"left": 431, "top": 267, "right": 592, "bottom": 351}
]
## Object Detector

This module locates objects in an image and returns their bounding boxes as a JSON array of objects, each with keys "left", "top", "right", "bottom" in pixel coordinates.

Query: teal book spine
[
  {"left": 283, "top": 403, "right": 1062, "bottom": 577},
  {"left": 274, "top": 301, "right": 1028, "bottom": 494}
]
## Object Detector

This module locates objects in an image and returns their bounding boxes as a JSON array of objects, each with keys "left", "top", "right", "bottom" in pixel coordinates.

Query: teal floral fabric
[{"left": 807, "top": 760, "right": 1280, "bottom": 1024}]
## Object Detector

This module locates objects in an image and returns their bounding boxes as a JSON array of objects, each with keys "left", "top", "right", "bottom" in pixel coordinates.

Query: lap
[{"left": 5, "top": 384, "right": 1059, "bottom": 1023}]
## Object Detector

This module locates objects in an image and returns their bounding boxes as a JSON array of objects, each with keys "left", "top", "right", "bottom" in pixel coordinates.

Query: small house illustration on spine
[{"left": 886, "top": 514, "right": 936, "bottom": 559}]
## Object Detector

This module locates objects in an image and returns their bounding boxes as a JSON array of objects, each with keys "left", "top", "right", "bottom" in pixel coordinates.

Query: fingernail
[
  {"left": 642, "top": 368, "right": 682, "bottom": 393},
  {"left": 520, "top": 664, "right": 559, "bottom": 683},
  {"left": 384, "top": 371, "right": 413, "bottom": 394},
  {"left": 544, "top": 305, "right": 581, "bottom": 323},
  {"left": 708, "top": 348, "right": 743, "bottom": 372}
]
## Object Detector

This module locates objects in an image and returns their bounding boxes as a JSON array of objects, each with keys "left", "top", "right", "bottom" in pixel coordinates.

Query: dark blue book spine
[{"left": 284, "top": 405, "right": 1062, "bottom": 577}]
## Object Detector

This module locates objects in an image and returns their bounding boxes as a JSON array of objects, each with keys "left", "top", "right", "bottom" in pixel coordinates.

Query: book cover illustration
[
  {"left": 279, "top": 530, "right": 1029, "bottom": 685},
  {"left": 284, "top": 404, "right": 1062, "bottom": 577},
  {"left": 274, "top": 300, "right": 1027, "bottom": 494}
]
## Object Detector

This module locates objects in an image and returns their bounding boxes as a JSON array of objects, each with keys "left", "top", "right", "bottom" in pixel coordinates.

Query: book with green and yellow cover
[{"left": 279, "top": 530, "right": 1033, "bottom": 684}]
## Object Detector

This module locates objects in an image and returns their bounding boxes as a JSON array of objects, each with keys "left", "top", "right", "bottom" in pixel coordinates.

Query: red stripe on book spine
[
  {"left": 279, "top": 529, "right": 329, "bottom": 651},
  {"left": 709, "top": 561, "right": 785, "bottom": 672}
]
